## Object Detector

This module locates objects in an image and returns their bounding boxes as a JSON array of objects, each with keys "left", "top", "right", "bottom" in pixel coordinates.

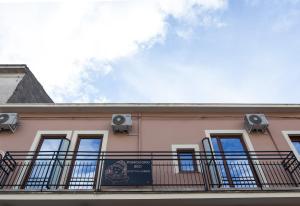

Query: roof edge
[
  {"left": 1, "top": 103, "right": 300, "bottom": 113},
  {"left": 0, "top": 64, "right": 28, "bottom": 73}
]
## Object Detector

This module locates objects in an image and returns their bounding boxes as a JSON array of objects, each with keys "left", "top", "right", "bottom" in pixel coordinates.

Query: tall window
[
  {"left": 67, "top": 136, "right": 102, "bottom": 189},
  {"left": 177, "top": 149, "right": 197, "bottom": 172},
  {"left": 290, "top": 136, "right": 300, "bottom": 154},
  {"left": 24, "top": 136, "right": 70, "bottom": 189},
  {"left": 210, "top": 135, "right": 257, "bottom": 188}
]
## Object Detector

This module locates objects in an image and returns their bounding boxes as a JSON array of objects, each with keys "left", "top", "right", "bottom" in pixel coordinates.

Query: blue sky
[{"left": 0, "top": 0, "right": 300, "bottom": 103}]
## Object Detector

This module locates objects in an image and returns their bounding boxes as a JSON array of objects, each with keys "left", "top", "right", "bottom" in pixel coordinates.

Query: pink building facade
[{"left": 0, "top": 103, "right": 300, "bottom": 206}]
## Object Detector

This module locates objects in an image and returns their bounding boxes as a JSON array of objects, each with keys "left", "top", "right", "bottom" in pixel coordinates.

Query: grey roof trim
[
  {"left": 0, "top": 64, "right": 28, "bottom": 73},
  {"left": 6, "top": 66, "right": 54, "bottom": 103},
  {"left": 1, "top": 103, "right": 300, "bottom": 113},
  {"left": 0, "top": 64, "right": 53, "bottom": 103}
]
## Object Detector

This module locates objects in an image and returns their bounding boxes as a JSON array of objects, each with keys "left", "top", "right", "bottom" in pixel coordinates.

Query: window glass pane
[
  {"left": 220, "top": 138, "right": 245, "bottom": 153},
  {"left": 26, "top": 138, "right": 67, "bottom": 189},
  {"left": 178, "top": 152, "right": 195, "bottom": 172},
  {"left": 48, "top": 139, "right": 70, "bottom": 188},
  {"left": 211, "top": 137, "right": 229, "bottom": 186},
  {"left": 39, "top": 139, "right": 62, "bottom": 152},
  {"left": 292, "top": 141, "right": 300, "bottom": 154},
  {"left": 203, "top": 138, "right": 220, "bottom": 187},
  {"left": 68, "top": 138, "right": 102, "bottom": 189},
  {"left": 211, "top": 137, "right": 256, "bottom": 188},
  {"left": 211, "top": 138, "right": 220, "bottom": 152},
  {"left": 78, "top": 138, "right": 101, "bottom": 152}
]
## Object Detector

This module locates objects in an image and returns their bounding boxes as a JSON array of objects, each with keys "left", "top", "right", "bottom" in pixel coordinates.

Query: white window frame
[
  {"left": 171, "top": 144, "right": 201, "bottom": 173},
  {"left": 205, "top": 130, "right": 256, "bottom": 152},
  {"left": 69, "top": 130, "right": 108, "bottom": 152},
  {"left": 29, "top": 130, "right": 73, "bottom": 152},
  {"left": 66, "top": 130, "right": 109, "bottom": 190},
  {"left": 282, "top": 131, "right": 300, "bottom": 161},
  {"left": 204, "top": 129, "right": 268, "bottom": 187},
  {"left": 16, "top": 130, "right": 73, "bottom": 188}
]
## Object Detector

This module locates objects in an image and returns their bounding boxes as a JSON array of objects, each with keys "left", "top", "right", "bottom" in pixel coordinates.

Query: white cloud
[
  {"left": 159, "top": 0, "right": 226, "bottom": 18},
  {"left": 272, "top": 9, "right": 300, "bottom": 32},
  {"left": 0, "top": 0, "right": 226, "bottom": 102},
  {"left": 120, "top": 59, "right": 290, "bottom": 103}
]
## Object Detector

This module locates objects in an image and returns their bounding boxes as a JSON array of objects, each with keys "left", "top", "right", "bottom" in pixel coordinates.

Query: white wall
[{"left": 0, "top": 73, "right": 24, "bottom": 103}]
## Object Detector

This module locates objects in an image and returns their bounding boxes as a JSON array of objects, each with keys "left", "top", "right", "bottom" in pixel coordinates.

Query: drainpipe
[{"left": 138, "top": 112, "right": 142, "bottom": 152}]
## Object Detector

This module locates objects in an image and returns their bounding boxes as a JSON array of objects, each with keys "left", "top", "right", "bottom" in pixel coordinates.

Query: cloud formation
[
  {"left": 0, "top": 0, "right": 226, "bottom": 102},
  {"left": 2, "top": 0, "right": 299, "bottom": 104}
]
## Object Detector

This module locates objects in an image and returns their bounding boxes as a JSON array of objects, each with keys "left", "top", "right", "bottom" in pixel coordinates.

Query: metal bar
[{"left": 0, "top": 150, "right": 298, "bottom": 192}]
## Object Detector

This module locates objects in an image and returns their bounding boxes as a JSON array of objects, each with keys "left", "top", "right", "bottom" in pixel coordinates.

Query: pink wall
[{"left": 0, "top": 112, "right": 300, "bottom": 152}]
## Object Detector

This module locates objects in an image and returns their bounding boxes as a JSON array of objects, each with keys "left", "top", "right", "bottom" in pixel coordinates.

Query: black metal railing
[{"left": 0, "top": 150, "right": 299, "bottom": 192}]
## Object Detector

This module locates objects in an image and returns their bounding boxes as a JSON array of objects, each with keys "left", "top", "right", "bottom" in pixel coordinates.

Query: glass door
[
  {"left": 24, "top": 137, "right": 70, "bottom": 189},
  {"left": 211, "top": 136, "right": 258, "bottom": 188},
  {"left": 67, "top": 136, "right": 102, "bottom": 189}
]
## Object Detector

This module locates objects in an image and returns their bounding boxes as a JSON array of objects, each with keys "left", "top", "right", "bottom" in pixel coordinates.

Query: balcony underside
[{"left": 1, "top": 191, "right": 300, "bottom": 206}]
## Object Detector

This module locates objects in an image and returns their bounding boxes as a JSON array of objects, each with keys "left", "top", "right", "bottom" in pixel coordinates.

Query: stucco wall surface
[{"left": 0, "top": 112, "right": 299, "bottom": 152}]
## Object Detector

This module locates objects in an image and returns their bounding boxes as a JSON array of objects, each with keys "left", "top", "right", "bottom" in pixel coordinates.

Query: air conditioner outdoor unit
[
  {"left": 244, "top": 114, "right": 268, "bottom": 133},
  {"left": 112, "top": 114, "right": 132, "bottom": 133},
  {"left": 0, "top": 113, "right": 18, "bottom": 133}
]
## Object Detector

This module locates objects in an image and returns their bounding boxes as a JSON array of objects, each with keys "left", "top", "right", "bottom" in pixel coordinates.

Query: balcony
[{"left": 0, "top": 150, "right": 300, "bottom": 192}]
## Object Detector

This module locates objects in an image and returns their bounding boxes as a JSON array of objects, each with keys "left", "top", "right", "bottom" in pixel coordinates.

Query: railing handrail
[
  {"left": 3, "top": 150, "right": 294, "bottom": 160},
  {"left": 0, "top": 150, "right": 299, "bottom": 192},
  {"left": 5, "top": 150, "right": 294, "bottom": 153}
]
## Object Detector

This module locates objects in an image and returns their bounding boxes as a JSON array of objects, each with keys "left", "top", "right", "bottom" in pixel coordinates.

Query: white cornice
[{"left": 1, "top": 103, "right": 300, "bottom": 113}]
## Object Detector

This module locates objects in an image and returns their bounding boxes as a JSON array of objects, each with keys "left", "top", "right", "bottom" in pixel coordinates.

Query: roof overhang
[
  {"left": 0, "top": 64, "right": 28, "bottom": 74},
  {"left": 1, "top": 103, "right": 300, "bottom": 113}
]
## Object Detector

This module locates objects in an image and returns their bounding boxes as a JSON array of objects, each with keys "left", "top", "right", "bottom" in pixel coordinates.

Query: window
[
  {"left": 21, "top": 130, "right": 108, "bottom": 190},
  {"left": 177, "top": 149, "right": 197, "bottom": 172},
  {"left": 171, "top": 144, "right": 201, "bottom": 173},
  {"left": 23, "top": 136, "right": 70, "bottom": 189},
  {"left": 210, "top": 135, "right": 257, "bottom": 188},
  {"left": 282, "top": 131, "right": 300, "bottom": 161},
  {"left": 290, "top": 136, "right": 300, "bottom": 154},
  {"left": 67, "top": 136, "right": 103, "bottom": 189}
]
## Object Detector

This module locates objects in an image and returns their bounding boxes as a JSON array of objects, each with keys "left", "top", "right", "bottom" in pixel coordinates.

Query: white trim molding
[
  {"left": 171, "top": 144, "right": 201, "bottom": 173},
  {"left": 70, "top": 130, "right": 109, "bottom": 152},
  {"left": 25, "top": 130, "right": 109, "bottom": 189},
  {"left": 282, "top": 131, "right": 300, "bottom": 161},
  {"left": 16, "top": 130, "right": 73, "bottom": 188},
  {"left": 69, "top": 130, "right": 109, "bottom": 189},
  {"left": 29, "top": 130, "right": 73, "bottom": 151},
  {"left": 204, "top": 129, "right": 268, "bottom": 187},
  {"left": 205, "top": 130, "right": 255, "bottom": 151}
]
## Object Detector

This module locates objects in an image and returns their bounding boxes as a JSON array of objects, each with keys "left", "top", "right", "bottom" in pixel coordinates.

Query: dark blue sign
[{"left": 101, "top": 159, "right": 152, "bottom": 186}]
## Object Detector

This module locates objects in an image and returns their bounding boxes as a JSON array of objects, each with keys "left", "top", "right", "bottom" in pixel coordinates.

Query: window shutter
[
  {"left": 202, "top": 138, "right": 222, "bottom": 188},
  {"left": 47, "top": 138, "right": 70, "bottom": 189}
]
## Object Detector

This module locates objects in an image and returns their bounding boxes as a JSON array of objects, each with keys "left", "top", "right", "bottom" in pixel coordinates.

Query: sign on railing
[{"left": 101, "top": 159, "right": 152, "bottom": 186}]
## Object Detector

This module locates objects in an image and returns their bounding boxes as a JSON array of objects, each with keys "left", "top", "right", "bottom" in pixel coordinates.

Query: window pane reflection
[
  {"left": 68, "top": 138, "right": 102, "bottom": 189},
  {"left": 25, "top": 138, "right": 69, "bottom": 189},
  {"left": 211, "top": 137, "right": 257, "bottom": 188},
  {"left": 291, "top": 137, "right": 300, "bottom": 154},
  {"left": 178, "top": 151, "right": 196, "bottom": 172}
]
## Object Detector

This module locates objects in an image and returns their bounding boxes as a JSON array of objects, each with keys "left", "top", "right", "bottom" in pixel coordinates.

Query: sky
[{"left": 0, "top": 0, "right": 300, "bottom": 103}]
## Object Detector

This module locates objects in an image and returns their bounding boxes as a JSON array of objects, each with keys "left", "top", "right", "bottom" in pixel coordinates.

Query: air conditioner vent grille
[
  {"left": 0, "top": 114, "right": 9, "bottom": 124},
  {"left": 111, "top": 114, "right": 132, "bottom": 133},
  {"left": 0, "top": 113, "right": 18, "bottom": 133},
  {"left": 244, "top": 114, "right": 268, "bottom": 133}
]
